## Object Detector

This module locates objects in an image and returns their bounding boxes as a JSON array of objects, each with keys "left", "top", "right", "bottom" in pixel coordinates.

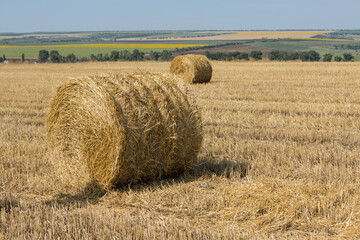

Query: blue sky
[{"left": 1, "top": 0, "right": 360, "bottom": 33}]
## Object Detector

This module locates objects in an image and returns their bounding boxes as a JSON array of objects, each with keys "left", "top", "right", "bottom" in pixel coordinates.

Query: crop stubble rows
[{"left": 0, "top": 62, "right": 360, "bottom": 239}]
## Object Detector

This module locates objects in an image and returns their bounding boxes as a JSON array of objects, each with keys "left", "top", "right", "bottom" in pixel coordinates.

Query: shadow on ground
[
  {"left": 189, "top": 156, "right": 250, "bottom": 179},
  {"left": 41, "top": 156, "right": 250, "bottom": 207},
  {"left": 43, "top": 180, "right": 105, "bottom": 208},
  {"left": 0, "top": 193, "right": 20, "bottom": 213},
  {"left": 109, "top": 155, "right": 251, "bottom": 195}
]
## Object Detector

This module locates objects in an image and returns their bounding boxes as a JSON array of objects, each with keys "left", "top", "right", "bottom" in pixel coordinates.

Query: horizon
[{"left": 1, "top": 29, "right": 359, "bottom": 34}]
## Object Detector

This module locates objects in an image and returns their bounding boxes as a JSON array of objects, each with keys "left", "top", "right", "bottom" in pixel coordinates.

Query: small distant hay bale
[
  {"left": 170, "top": 54, "right": 212, "bottom": 84},
  {"left": 47, "top": 72, "right": 203, "bottom": 189}
]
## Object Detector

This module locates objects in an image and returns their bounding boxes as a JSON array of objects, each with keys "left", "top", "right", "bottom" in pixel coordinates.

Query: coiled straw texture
[
  {"left": 47, "top": 72, "right": 203, "bottom": 189},
  {"left": 170, "top": 54, "right": 212, "bottom": 83}
]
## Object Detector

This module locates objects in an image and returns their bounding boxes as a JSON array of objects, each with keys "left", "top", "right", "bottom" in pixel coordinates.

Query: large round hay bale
[
  {"left": 170, "top": 54, "right": 212, "bottom": 84},
  {"left": 47, "top": 72, "right": 203, "bottom": 189}
]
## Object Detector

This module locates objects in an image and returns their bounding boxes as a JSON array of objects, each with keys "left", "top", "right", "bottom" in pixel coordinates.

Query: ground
[{"left": 1, "top": 61, "right": 360, "bottom": 239}]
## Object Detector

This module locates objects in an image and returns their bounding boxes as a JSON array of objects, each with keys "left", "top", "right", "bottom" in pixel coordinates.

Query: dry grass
[{"left": 1, "top": 61, "right": 360, "bottom": 239}]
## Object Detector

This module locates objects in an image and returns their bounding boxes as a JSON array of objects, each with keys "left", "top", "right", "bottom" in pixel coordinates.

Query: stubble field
[{"left": 1, "top": 61, "right": 360, "bottom": 239}]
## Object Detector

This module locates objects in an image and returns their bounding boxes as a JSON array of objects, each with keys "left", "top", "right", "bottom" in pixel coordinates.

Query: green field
[
  {"left": 0, "top": 45, "right": 198, "bottom": 58},
  {"left": 249, "top": 40, "right": 359, "bottom": 53},
  {"left": 0, "top": 47, "right": 153, "bottom": 58},
  {"left": 0, "top": 39, "right": 232, "bottom": 58},
  {"left": 249, "top": 40, "right": 360, "bottom": 61},
  {"left": 0, "top": 30, "right": 229, "bottom": 58}
]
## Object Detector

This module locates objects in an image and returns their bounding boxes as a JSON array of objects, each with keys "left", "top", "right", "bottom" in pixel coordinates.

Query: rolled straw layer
[{"left": 47, "top": 72, "right": 203, "bottom": 188}]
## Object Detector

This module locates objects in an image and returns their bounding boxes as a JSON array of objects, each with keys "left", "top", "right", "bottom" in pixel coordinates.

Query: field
[
  {"left": 1, "top": 61, "right": 360, "bottom": 239},
  {"left": 249, "top": 40, "right": 360, "bottom": 61},
  {"left": 0, "top": 30, "right": 351, "bottom": 59},
  {"left": 2, "top": 30, "right": 360, "bottom": 62},
  {"left": 173, "top": 45, "right": 277, "bottom": 58},
  {"left": 131, "top": 31, "right": 331, "bottom": 41},
  {"left": 0, "top": 43, "right": 208, "bottom": 58}
]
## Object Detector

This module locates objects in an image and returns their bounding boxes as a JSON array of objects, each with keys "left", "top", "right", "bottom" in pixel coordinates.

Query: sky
[{"left": 1, "top": 0, "right": 360, "bottom": 33}]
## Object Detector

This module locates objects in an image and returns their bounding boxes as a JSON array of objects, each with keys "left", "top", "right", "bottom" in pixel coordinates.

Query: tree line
[
  {"left": 0, "top": 49, "right": 355, "bottom": 63},
  {"left": 205, "top": 50, "right": 262, "bottom": 61},
  {"left": 268, "top": 50, "right": 354, "bottom": 62},
  {"left": 204, "top": 50, "right": 354, "bottom": 62},
  {"left": 37, "top": 49, "right": 174, "bottom": 63}
]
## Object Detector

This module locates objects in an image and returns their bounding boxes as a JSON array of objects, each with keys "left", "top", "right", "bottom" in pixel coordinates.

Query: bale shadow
[
  {"left": 42, "top": 156, "right": 250, "bottom": 207},
  {"left": 0, "top": 193, "right": 20, "bottom": 213},
  {"left": 188, "top": 156, "right": 250, "bottom": 179},
  {"left": 113, "top": 156, "right": 251, "bottom": 192},
  {"left": 43, "top": 180, "right": 105, "bottom": 208},
  {"left": 0, "top": 182, "right": 105, "bottom": 213}
]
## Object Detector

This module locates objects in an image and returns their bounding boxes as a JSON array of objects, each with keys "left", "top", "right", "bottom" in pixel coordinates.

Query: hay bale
[
  {"left": 170, "top": 54, "right": 212, "bottom": 84},
  {"left": 47, "top": 72, "right": 203, "bottom": 189}
]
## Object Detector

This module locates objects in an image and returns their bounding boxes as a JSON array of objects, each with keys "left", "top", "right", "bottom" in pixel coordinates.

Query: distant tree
[
  {"left": 227, "top": 52, "right": 237, "bottom": 60},
  {"left": 50, "top": 50, "right": 62, "bottom": 63},
  {"left": 206, "top": 51, "right": 246, "bottom": 61},
  {"left": 323, "top": 53, "right": 333, "bottom": 62},
  {"left": 38, "top": 50, "right": 49, "bottom": 63},
  {"left": 120, "top": 50, "right": 132, "bottom": 61},
  {"left": 149, "top": 51, "right": 160, "bottom": 61},
  {"left": 79, "top": 56, "right": 89, "bottom": 62},
  {"left": 300, "top": 51, "right": 310, "bottom": 61},
  {"left": 281, "top": 52, "right": 290, "bottom": 61},
  {"left": 110, "top": 51, "right": 120, "bottom": 61},
  {"left": 289, "top": 52, "right": 300, "bottom": 60},
  {"left": 250, "top": 50, "right": 262, "bottom": 60},
  {"left": 343, "top": 53, "right": 354, "bottom": 62},
  {"left": 65, "top": 53, "right": 77, "bottom": 63},
  {"left": 159, "top": 50, "right": 173, "bottom": 61},
  {"left": 308, "top": 50, "right": 321, "bottom": 61},
  {"left": 300, "top": 51, "right": 320, "bottom": 62},
  {"left": 90, "top": 54, "right": 97, "bottom": 61},
  {"left": 268, "top": 50, "right": 282, "bottom": 61},
  {"left": 103, "top": 53, "right": 110, "bottom": 61},
  {"left": 215, "top": 52, "right": 227, "bottom": 60},
  {"left": 205, "top": 51, "right": 211, "bottom": 59},
  {"left": 96, "top": 53, "right": 104, "bottom": 61},
  {"left": 132, "top": 49, "right": 144, "bottom": 61},
  {"left": 21, "top": 53, "right": 25, "bottom": 62},
  {"left": 334, "top": 56, "right": 343, "bottom": 62},
  {"left": 208, "top": 52, "right": 216, "bottom": 60},
  {"left": 236, "top": 52, "right": 249, "bottom": 60}
]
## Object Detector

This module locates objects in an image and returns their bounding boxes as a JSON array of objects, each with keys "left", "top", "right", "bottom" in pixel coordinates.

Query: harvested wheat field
[{"left": 1, "top": 61, "right": 360, "bottom": 239}]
